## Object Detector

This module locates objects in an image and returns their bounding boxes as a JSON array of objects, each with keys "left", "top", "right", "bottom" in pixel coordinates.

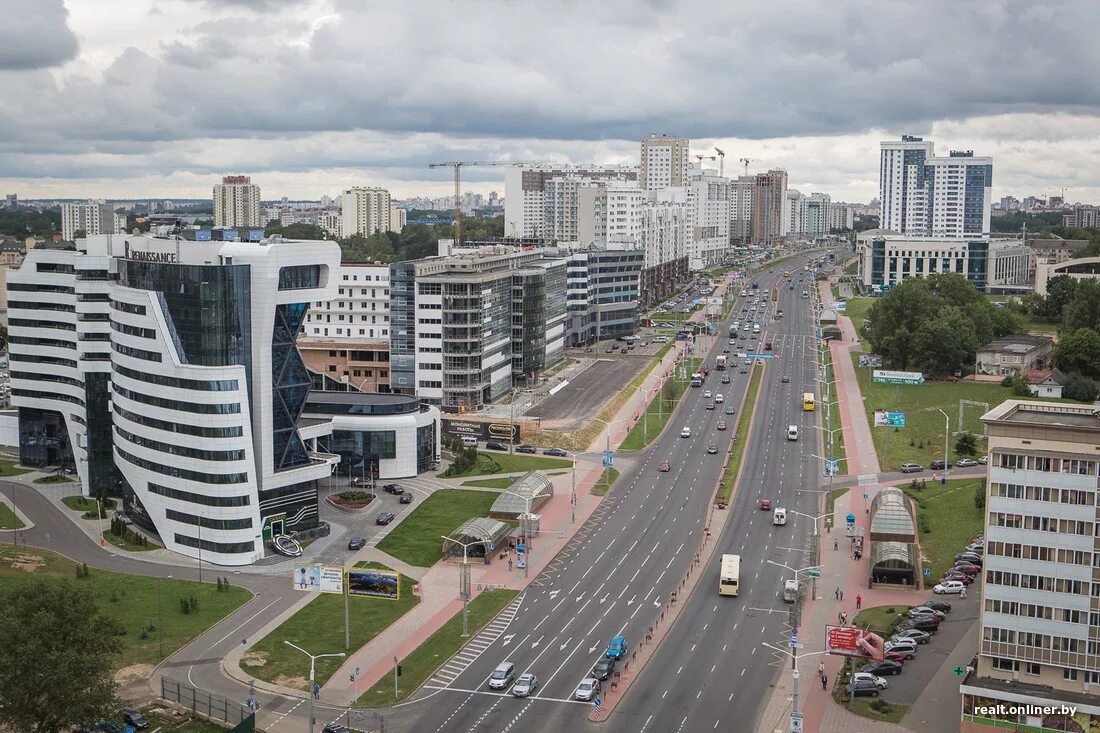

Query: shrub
[
  {"left": 974, "top": 484, "right": 986, "bottom": 510},
  {"left": 337, "top": 490, "right": 372, "bottom": 502},
  {"left": 918, "top": 512, "right": 931, "bottom": 533}
]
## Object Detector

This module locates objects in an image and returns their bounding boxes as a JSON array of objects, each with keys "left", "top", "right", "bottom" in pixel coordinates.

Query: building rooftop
[
  {"left": 978, "top": 334, "right": 1052, "bottom": 354},
  {"left": 1026, "top": 238, "right": 1088, "bottom": 251},
  {"left": 962, "top": 674, "right": 1100, "bottom": 716},
  {"left": 982, "top": 399, "right": 1100, "bottom": 430}
]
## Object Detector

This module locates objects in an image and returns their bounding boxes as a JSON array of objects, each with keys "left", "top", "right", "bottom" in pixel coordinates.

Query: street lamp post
[
  {"left": 157, "top": 574, "right": 172, "bottom": 657},
  {"left": 441, "top": 536, "right": 487, "bottom": 637},
  {"left": 784, "top": 509, "right": 834, "bottom": 538},
  {"left": 283, "top": 641, "right": 346, "bottom": 733},
  {"left": 761, "top": 641, "right": 827, "bottom": 733},
  {"left": 937, "top": 408, "right": 950, "bottom": 484}
]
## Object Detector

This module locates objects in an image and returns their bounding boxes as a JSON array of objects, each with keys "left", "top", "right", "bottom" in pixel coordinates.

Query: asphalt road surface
[
  {"left": 526, "top": 356, "right": 648, "bottom": 427},
  {"left": 382, "top": 257, "right": 824, "bottom": 733}
]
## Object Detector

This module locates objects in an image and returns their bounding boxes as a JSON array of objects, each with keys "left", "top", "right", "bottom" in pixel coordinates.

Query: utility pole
[{"left": 283, "top": 641, "right": 345, "bottom": 733}]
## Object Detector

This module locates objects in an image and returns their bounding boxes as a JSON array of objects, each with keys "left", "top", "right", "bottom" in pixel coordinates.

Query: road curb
[{"left": 588, "top": 343, "right": 769, "bottom": 723}]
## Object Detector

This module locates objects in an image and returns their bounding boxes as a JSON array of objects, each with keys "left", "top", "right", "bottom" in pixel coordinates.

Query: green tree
[
  {"left": 1040, "top": 275, "right": 1078, "bottom": 323},
  {"left": 1062, "top": 373, "right": 1100, "bottom": 402},
  {"left": 1009, "top": 373, "right": 1031, "bottom": 397},
  {"left": 399, "top": 224, "right": 439, "bottom": 260},
  {"left": 974, "top": 484, "right": 986, "bottom": 510},
  {"left": 865, "top": 280, "right": 941, "bottom": 368},
  {"left": 911, "top": 316, "right": 971, "bottom": 376},
  {"left": 954, "top": 432, "right": 978, "bottom": 457},
  {"left": 0, "top": 579, "right": 122, "bottom": 733},
  {"left": 1053, "top": 327, "right": 1100, "bottom": 379},
  {"left": 0, "top": 323, "right": 7, "bottom": 350},
  {"left": 1062, "top": 279, "right": 1100, "bottom": 333}
]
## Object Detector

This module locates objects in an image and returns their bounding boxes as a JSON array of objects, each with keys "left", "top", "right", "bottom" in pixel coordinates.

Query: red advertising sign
[{"left": 825, "top": 624, "right": 865, "bottom": 657}]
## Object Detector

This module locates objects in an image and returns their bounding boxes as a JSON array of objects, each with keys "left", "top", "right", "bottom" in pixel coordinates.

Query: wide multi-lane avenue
[{"left": 388, "top": 255, "right": 824, "bottom": 732}]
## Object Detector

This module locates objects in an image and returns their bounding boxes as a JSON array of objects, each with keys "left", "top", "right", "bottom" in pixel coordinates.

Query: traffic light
[{"left": 397, "top": 665, "right": 403, "bottom": 677}]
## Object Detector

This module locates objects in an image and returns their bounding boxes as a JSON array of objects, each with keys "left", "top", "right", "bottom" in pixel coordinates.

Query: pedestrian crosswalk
[{"left": 425, "top": 594, "right": 525, "bottom": 688}]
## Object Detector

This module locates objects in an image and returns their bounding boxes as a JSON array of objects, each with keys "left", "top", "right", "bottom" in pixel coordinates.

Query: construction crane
[
  {"left": 427, "top": 160, "right": 542, "bottom": 245},
  {"left": 714, "top": 147, "right": 726, "bottom": 177},
  {"left": 739, "top": 157, "right": 752, "bottom": 177},
  {"left": 695, "top": 154, "right": 717, "bottom": 171}
]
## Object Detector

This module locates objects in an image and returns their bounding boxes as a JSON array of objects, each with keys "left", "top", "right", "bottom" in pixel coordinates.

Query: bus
[
  {"left": 719, "top": 554, "right": 741, "bottom": 596},
  {"left": 802, "top": 393, "right": 815, "bottom": 411}
]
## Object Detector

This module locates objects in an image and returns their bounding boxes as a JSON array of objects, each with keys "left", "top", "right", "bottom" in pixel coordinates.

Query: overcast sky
[{"left": 3, "top": 0, "right": 1099, "bottom": 203}]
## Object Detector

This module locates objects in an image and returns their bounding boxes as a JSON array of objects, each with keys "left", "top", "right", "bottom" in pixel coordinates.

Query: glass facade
[
  {"left": 964, "top": 164, "right": 993, "bottom": 234},
  {"left": 112, "top": 406, "right": 243, "bottom": 438},
  {"left": 416, "top": 422, "right": 436, "bottom": 474},
  {"left": 968, "top": 239, "right": 989, "bottom": 290},
  {"left": 278, "top": 265, "right": 321, "bottom": 290},
  {"left": 271, "top": 303, "right": 311, "bottom": 471},
  {"left": 388, "top": 263, "right": 416, "bottom": 392},
  {"left": 871, "top": 238, "right": 886, "bottom": 285},
  {"left": 329, "top": 429, "right": 398, "bottom": 474},
  {"left": 259, "top": 479, "right": 318, "bottom": 532},
  {"left": 18, "top": 407, "right": 73, "bottom": 470},
  {"left": 84, "top": 372, "right": 118, "bottom": 497}
]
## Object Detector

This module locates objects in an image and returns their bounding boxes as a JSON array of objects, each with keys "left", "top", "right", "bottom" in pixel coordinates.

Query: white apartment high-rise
[
  {"left": 685, "top": 170, "right": 730, "bottom": 269},
  {"left": 61, "top": 201, "right": 119, "bottom": 241},
  {"left": 879, "top": 136, "right": 992, "bottom": 238},
  {"left": 640, "top": 134, "right": 690, "bottom": 190},
  {"left": 729, "top": 177, "right": 754, "bottom": 243},
  {"left": 341, "top": 187, "right": 395, "bottom": 237},
  {"left": 504, "top": 165, "right": 637, "bottom": 239},
  {"left": 961, "top": 400, "right": 1100, "bottom": 730},
  {"left": 213, "top": 175, "right": 262, "bottom": 228}
]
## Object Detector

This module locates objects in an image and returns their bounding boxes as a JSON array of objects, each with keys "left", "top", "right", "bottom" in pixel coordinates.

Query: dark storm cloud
[{"left": 0, "top": 0, "right": 78, "bottom": 70}]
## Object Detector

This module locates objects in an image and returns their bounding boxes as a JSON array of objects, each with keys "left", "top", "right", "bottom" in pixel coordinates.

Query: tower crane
[
  {"left": 714, "top": 147, "right": 726, "bottom": 177},
  {"left": 695, "top": 154, "right": 717, "bottom": 171},
  {"left": 739, "top": 157, "right": 752, "bottom": 177},
  {"left": 427, "top": 160, "right": 542, "bottom": 245}
]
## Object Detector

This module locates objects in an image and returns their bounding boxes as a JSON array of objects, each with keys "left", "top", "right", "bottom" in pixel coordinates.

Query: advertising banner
[
  {"left": 825, "top": 624, "right": 870, "bottom": 657},
  {"left": 442, "top": 418, "right": 519, "bottom": 443},
  {"left": 872, "top": 369, "right": 924, "bottom": 385},
  {"left": 347, "top": 568, "right": 400, "bottom": 599},
  {"left": 873, "top": 410, "right": 907, "bottom": 428},
  {"left": 858, "top": 354, "right": 883, "bottom": 368},
  {"left": 292, "top": 564, "right": 344, "bottom": 594}
]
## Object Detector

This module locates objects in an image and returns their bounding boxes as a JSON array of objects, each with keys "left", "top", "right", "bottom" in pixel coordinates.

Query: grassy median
[
  {"left": 0, "top": 503, "right": 24, "bottom": 529},
  {"left": 590, "top": 467, "right": 620, "bottom": 497},
  {"left": 717, "top": 363, "right": 764, "bottom": 504},
  {"left": 901, "top": 477, "right": 985, "bottom": 580},
  {"left": 376, "top": 489, "right": 499, "bottom": 567},
  {"left": 244, "top": 562, "right": 418, "bottom": 690},
  {"left": 439, "top": 452, "right": 571, "bottom": 479},
  {"left": 356, "top": 588, "right": 519, "bottom": 706}
]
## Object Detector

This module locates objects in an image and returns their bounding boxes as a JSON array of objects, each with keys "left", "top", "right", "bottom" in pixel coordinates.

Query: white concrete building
[
  {"left": 685, "top": 171, "right": 730, "bottom": 269},
  {"left": 856, "top": 230, "right": 991, "bottom": 290},
  {"left": 785, "top": 190, "right": 806, "bottom": 237},
  {"left": 213, "top": 175, "right": 262, "bottom": 228},
  {"left": 640, "top": 134, "right": 690, "bottom": 190},
  {"left": 987, "top": 241, "right": 1035, "bottom": 292},
  {"left": 10, "top": 231, "right": 340, "bottom": 566},
  {"left": 504, "top": 165, "right": 637, "bottom": 239},
  {"left": 341, "top": 186, "right": 395, "bottom": 237},
  {"left": 879, "top": 136, "right": 935, "bottom": 235},
  {"left": 826, "top": 202, "right": 856, "bottom": 232},
  {"left": 61, "top": 201, "right": 119, "bottom": 241}
]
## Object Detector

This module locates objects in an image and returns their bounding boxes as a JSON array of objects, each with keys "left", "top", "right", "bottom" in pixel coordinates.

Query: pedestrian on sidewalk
[
  {"left": 508, "top": 559, "right": 513, "bottom": 572},
  {"left": 834, "top": 538, "right": 838, "bottom": 551},
  {"left": 855, "top": 594, "right": 862, "bottom": 610},
  {"left": 834, "top": 587, "right": 839, "bottom": 600},
  {"left": 821, "top": 673, "right": 828, "bottom": 690},
  {"left": 818, "top": 661, "right": 825, "bottom": 676},
  {"left": 839, "top": 589, "right": 844, "bottom": 601},
  {"left": 837, "top": 610, "right": 843, "bottom": 624}
]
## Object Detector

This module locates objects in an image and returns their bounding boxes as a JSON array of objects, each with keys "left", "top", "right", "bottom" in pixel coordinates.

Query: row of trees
[
  {"left": 1014, "top": 276, "right": 1100, "bottom": 401},
  {"left": 863, "top": 273, "right": 1024, "bottom": 376},
  {"left": 0, "top": 206, "right": 62, "bottom": 238}
]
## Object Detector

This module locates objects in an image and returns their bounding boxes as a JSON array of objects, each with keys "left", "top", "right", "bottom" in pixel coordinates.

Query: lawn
[
  {"left": 244, "top": 562, "right": 419, "bottom": 690},
  {"left": 357, "top": 589, "right": 518, "bottom": 706},
  {"left": 0, "top": 545, "right": 251, "bottom": 669},
  {"left": 838, "top": 297, "right": 875, "bottom": 348},
  {"left": 62, "top": 494, "right": 117, "bottom": 519},
  {"left": 439, "top": 452, "right": 571, "bottom": 479},
  {"left": 376, "top": 489, "right": 499, "bottom": 567},
  {"left": 103, "top": 529, "right": 160, "bottom": 552},
  {"left": 718, "top": 363, "right": 764, "bottom": 504},
  {"left": 0, "top": 459, "right": 30, "bottom": 477},
  {"left": 618, "top": 366, "right": 694, "bottom": 451},
  {"left": 590, "top": 467, "right": 620, "bottom": 497},
  {"left": 901, "top": 477, "right": 985, "bottom": 581},
  {"left": 825, "top": 487, "right": 848, "bottom": 518},
  {"left": 845, "top": 698, "right": 910, "bottom": 725},
  {"left": 853, "top": 604, "right": 908, "bottom": 637},
  {"left": 0, "top": 502, "right": 25, "bottom": 529},
  {"left": 820, "top": 344, "right": 847, "bottom": 472},
  {"left": 33, "top": 473, "right": 74, "bottom": 484}
]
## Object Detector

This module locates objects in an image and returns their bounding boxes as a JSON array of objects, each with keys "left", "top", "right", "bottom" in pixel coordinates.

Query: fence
[{"left": 160, "top": 678, "right": 251, "bottom": 727}]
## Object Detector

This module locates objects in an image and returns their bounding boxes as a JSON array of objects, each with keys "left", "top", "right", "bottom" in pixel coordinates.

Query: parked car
[
  {"left": 977, "top": 456, "right": 988, "bottom": 464},
  {"left": 851, "top": 672, "right": 889, "bottom": 690},
  {"left": 953, "top": 561, "right": 981, "bottom": 575},
  {"left": 924, "top": 600, "right": 952, "bottom": 613},
  {"left": 511, "top": 673, "right": 538, "bottom": 698},
  {"left": 347, "top": 537, "right": 366, "bottom": 551},
  {"left": 892, "top": 629, "right": 931, "bottom": 645},
  {"left": 955, "top": 458, "right": 979, "bottom": 467},
  {"left": 400, "top": 491, "right": 414, "bottom": 504},
  {"left": 860, "top": 660, "right": 903, "bottom": 676},
  {"left": 884, "top": 640, "right": 918, "bottom": 659},
  {"left": 592, "top": 657, "right": 617, "bottom": 680},
  {"left": 322, "top": 725, "right": 351, "bottom": 733},
  {"left": 907, "top": 606, "right": 946, "bottom": 620},
  {"left": 847, "top": 679, "right": 881, "bottom": 698},
  {"left": 120, "top": 710, "right": 149, "bottom": 730},
  {"left": 515, "top": 445, "right": 538, "bottom": 454},
  {"left": 955, "top": 553, "right": 982, "bottom": 566},
  {"left": 940, "top": 570, "right": 973, "bottom": 585},
  {"left": 575, "top": 678, "right": 600, "bottom": 701},
  {"left": 486, "top": 441, "right": 508, "bottom": 451},
  {"left": 930, "top": 460, "right": 952, "bottom": 470},
  {"left": 382, "top": 483, "right": 404, "bottom": 495},
  {"left": 896, "top": 617, "right": 939, "bottom": 633},
  {"left": 375, "top": 511, "right": 395, "bottom": 525},
  {"left": 934, "top": 580, "right": 966, "bottom": 594},
  {"left": 543, "top": 447, "right": 568, "bottom": 457},
  {"left": 899, "top": 463, "right": 924, "bottom": 473}
]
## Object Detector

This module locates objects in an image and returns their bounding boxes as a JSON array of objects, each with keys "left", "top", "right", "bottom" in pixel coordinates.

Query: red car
[
  {"left": 759, "top": 498, "right": 773, "bottom": 511},
  {"left": 953, "top": 563, "right": 981, "bottom": 576},
  {"left": 659, "top": 460, "right": 670, "bottom": 472},
  {"left": 941, "top": 570, "right": 973, "bottom": 585}
]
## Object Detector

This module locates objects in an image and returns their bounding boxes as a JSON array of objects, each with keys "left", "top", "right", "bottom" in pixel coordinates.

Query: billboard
[
  {"left": 292, "top": 564, "right": 344, "bottom": 594},
  {"left": 858, "top": 354, "right": 883, "bottom": 368},
  {"left": 825, "top": 624, "right": 882, "bottom": 658},
  {"left": 441, "top": 418, "right": 520, "bottom": 443},
  {"left": 873, "top": 410, "right": 907, "bottom": 428},
  {"left": 872, "top": 369, "right": 924, "bottom": 385},
  {"left": 347, "top": 568, "right": 400, "bottom": 600}
]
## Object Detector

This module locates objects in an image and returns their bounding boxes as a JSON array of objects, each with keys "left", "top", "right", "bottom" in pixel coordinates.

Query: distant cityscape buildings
[
  {"left": 60, "top": 201, "right": 121, "bottom": 241},
  {"left": 213, "top": 175, "right": 262, "bottom": 228}
]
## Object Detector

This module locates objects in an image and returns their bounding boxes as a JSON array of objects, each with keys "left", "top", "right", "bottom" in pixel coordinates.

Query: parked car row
[
  {"left": 486, "top": 635, "right": 627, "bottom": 701},
  {"left": 852, "top": 597, "right": 958, "bottom": 696},
  {"left": 934, "top": 533, "right": 984, "bottom": 594}
]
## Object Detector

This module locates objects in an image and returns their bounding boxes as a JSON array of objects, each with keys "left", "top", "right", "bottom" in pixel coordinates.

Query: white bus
[{"left": 719, "top": 554, "right": 741, "bottom": 596}]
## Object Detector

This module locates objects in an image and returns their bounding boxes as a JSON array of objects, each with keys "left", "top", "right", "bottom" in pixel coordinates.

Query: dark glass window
[
  {"left": 36, "top": 262, "right": 74, "bottom": 274},
  {"left": 8, "top": 301, "right": 75, "bottom": 312},
  {"left": 114, "top": 426, "right": 246, "bottom": 461},
  {"left": 174, "top": 534, "right": 255, "bottom": 554},
  {"left": 10, "top": 371, "right": 83, "bottom": 388},
  {"left": 148, "top": 482, "right": 249, "bottom": 506},
  {"left": 271, "top": 303, "right": 311, "bottom": 471},
  {"left": 9, "top": 318, "right": 75, "bottom": 331},
  {"left": 8, "top": 283, "right": 74, "bottom": 294},
  {"left": 113, "top": 406, "right": 243, "bottom": 438},
  {"left": 110, "top": 321, "right": 156, "bottom": 339},
  {"left": 11, "top": 388, "right": 84, "bottom": 406},
  {"left": 10, "top": 353, "right": 77, "bottom": 368},
  {"left": 166, "top": 509, "right": 252, "bottom": 530},
  {"left": 112, "top": 384, "right": 240, "bottom": 414},
  {"left": 9, "top": 336, "right": 74, "bottom": 349},
  {"left": 110, "top": 300, "right": 147, "bottom": 315},
  {"left": 114, "top": 364, "right": 239, "bottom": 392},
  {"left": 116, "top": 448, "right": 247, "bottom": 484},
  {"left": 278, "top": 265, "right": 321, "bottom": 290},
  {"left": 112, "top": 342, "right": 162, "bottom": 362}
]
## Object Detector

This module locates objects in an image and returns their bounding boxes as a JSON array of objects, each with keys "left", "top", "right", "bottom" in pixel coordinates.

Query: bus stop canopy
[
  {"left": 869, "top": 540, "right": 918, "bottom": 586},
  {"left": 442, "top": 518, "right": 512, "bottom": 559},
  {"left": 489, "top": 470, "right": 554, "bottom": 520}
]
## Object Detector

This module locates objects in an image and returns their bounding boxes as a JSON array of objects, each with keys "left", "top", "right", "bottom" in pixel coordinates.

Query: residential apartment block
[
  {"left": 9, "top": 231, "right": 340, "bottom": 566},
  {"left": 729, "top": 177, "right": 754, "bottom": 243},
  {"left": 640, "top": 134, "right": 690, "bottom": 190},
  {"left": 504, "top": 165, "right": 637, "bottom": 239},
  {"left": 213, "top": 175, "right": 262, "bottom": 228},
  {"left": 962, "top": 401, "right": 1100, "bottom": 732},
  {"left": 341, "top": 186, "right": 400, "bottom": 237},
  {"left": 752, "top": 170, "right": 788, "bottom": 246},
  {"left": 61, "top": 201, "right": 120, "bottom": 241}
]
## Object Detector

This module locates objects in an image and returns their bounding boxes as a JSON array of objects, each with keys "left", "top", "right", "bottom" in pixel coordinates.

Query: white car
[
  {"left": 907, "top": 606, "right": 946, "bottom": 620},
  {"left": 680, "top": 427, "right": 691, "bottom": 438},
  {"left": 575, "top": 678, "right": 600, "bottom": 701},
  {"left": 703, "top": 390, "right": 713, "bottom": 399},
  {"left": 884, "top": 639, "right": 917, "bottom": 658},
  {"left": 934, "top": 580, "right": 966, "bottom": 594},
  {"left": 511, "top": 673, "right": 538, "bottom": 697},
  {"left": 851, "top": 672, "right": 889, "bottom": 690},
  {"left": 715, "top": 393, "right": 724, "bottom": 403}
]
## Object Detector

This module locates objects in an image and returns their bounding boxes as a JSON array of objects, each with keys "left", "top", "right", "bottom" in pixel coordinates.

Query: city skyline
[{"left": 3, "top": 1, "right": 1099, "bottom": 202}]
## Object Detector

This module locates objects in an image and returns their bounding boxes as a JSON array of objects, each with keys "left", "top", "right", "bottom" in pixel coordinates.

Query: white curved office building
[{"left": 10, "top": 231, "right": 340, "bottom": 565}]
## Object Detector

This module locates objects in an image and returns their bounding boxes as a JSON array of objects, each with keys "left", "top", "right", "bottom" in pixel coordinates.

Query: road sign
[
  {"left": 790, "top": 711, "right": 804, "bottom": 733},
  {"left": 602, "top": 450, "right": 614, "bottom": 468},
  {"left": 488, "top": 543, "right": 495, "bottom": 552},
  {"left": 594, "top": 696, "right": 601, "bottom": 711},
  {"left": 807, "top": 569, "right": 821, "bottom": 578},
  {"left": 924, "top": 567, "right": 931, "bottom": 576},
  {"left": 953, "top": 666, "right": 966, "bottom": 677},
  {"left": 824, "top": 459, "right": 839, "bottom": 477},
  {"left": 745, "top": 353, "right": 774, "bottom": 359},
  {"left": 872, "top": 369, "right": 924, "bottom": 385}
]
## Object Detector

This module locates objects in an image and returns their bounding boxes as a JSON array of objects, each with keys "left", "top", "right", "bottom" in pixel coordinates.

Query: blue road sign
[
  {"left": 923, "top": 567, "right": 931, "bottom": 576},
  {"left": 602, "top": 450, "right": 614, "bottom": 468},
  {"left": 825, "top": 459, "right": 839, "bottom": 477},
  {"left": 846, "top": 513, "right": 856, "bottom": 525},
  {"left": 488, "top": 543, "right": 495, "bottom": 551},
  {"left": 594, "top": 696, "right": 602, "bottom": 710},
  {"left": 745, "top": 353, "right": 775, "bottom": 359}
]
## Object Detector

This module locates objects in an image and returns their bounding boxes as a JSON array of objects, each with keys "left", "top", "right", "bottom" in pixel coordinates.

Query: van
[
  {"left": 753, "top": 324, "right": 760, "bottom": 334},
  {"left": 787, "top": 425, "right": 799, "bottom": 441},
  {"left": 782, "top": 579, "right": 799, "bottom": 602},
  {"left": 773, "top": 507, "right": 787, "bottom": 526},
  {"left": 488, "top": 661, "right": 515, "bottom": 689},
  {"left": 461, "top": 436, "right": 478, "bottom": 448}
]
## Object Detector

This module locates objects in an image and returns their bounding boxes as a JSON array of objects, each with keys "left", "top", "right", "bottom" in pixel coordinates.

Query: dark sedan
[
  {"left": 376, "top": 512, "right": 395, "bottom": 525},
  {"left": 347, "top": 537, "right": 366, "bottom": 551},
  {"left": 400, "top": 491, "right": 414, "bottom": 504},
  {"left": 924, "top": 600, "right": 952, "bottom": 613},
  {"left": 515, "top": 445, "right": 538, "bottom": 454},
  {"left": 543, "top": 447, "right": 568, "bottom": 457},
  {"left": 860, "top": 660, "right": 903, "bottom": 676},
  {"left": 381, "top": 483, "right": 404, "bottom": 495},
  {"left": 121, "top": 710, "right": 149, "bottom": 730}
]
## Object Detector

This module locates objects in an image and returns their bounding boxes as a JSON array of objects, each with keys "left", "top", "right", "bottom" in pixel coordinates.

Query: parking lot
[{"left": 526, "top": 355, "right": 649, "bottom": 429}]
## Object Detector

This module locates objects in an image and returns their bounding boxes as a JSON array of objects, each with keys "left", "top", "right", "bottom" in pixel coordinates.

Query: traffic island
[{"left": 325, "top": 490, "right": 378, "bottom": 513}]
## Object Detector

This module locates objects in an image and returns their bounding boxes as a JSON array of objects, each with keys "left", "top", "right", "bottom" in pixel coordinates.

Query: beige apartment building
[{"left": 961, "top": 400, "right": 1100, "bottom": 731}]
